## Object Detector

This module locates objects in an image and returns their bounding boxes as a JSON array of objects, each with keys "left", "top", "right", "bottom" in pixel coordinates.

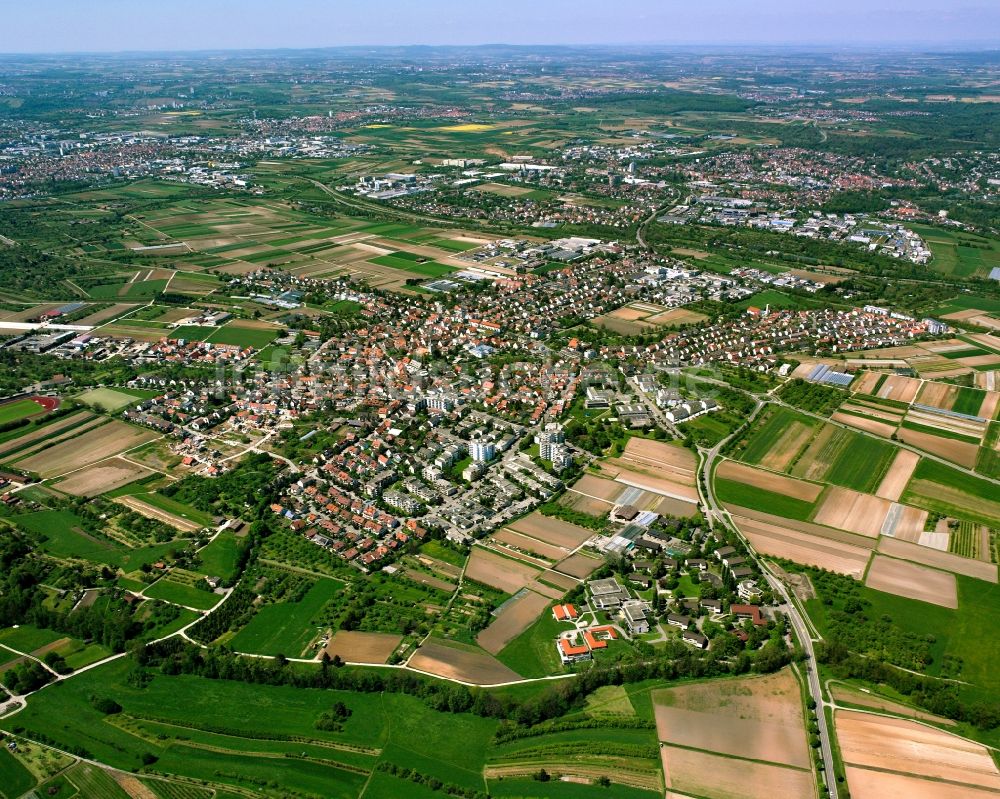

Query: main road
[{"left": 696, "top": 398, "right": 839, "bottom": 799}]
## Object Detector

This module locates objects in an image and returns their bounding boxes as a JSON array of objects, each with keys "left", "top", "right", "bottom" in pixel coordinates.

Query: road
[{"left": 696, "top": 398, "right": 839, "bottom": 798}]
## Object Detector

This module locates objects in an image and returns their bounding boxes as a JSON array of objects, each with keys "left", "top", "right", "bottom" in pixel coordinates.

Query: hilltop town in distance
[{"left": 0, "top": 43, "right": 999, "bottom": 799}]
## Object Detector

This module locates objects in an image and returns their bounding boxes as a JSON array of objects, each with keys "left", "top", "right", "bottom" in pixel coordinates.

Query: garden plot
[{"left": 864, "top": 554, "right": 958, "bottom": 608}]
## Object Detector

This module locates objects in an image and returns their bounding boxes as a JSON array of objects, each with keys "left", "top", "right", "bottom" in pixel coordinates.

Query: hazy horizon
[{"left": 3, "top": 0, "right": 999, "bottom": 55}]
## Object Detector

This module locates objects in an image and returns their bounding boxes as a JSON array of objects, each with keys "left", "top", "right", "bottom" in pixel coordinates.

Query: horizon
[{"left": 3, "top": 0, "right": 999, "bottom": 55}]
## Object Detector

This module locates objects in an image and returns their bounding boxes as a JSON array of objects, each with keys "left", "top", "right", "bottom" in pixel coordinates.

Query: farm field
[
  {"left": 466, "top": 546, "right": 542, "bottom": 594},
  {"left": 53, "top": 456, "right": 156, "bottom": 497},
  {"left": 507, "top": 512, "right": 594, "bottom": 550},
  {"left": 654, "top": 669, "right": 814, "bottom": 799},
  {"left": 321, "top": 630, "right": 402, "bottom": 664},
  {"left": 733, "top": 514, "right": 873, "bottom": 578},
  {"left": 144, "top": 573, "right": 222, "bottom": 610},
  {"left": 864, "top": 554, "right": 958, "bottom": 608},
  {"left": 836, "top": 709, "right": 1000, "bottom": 797},
  {"left": 734, "top": 406, "right": 817, "bottom": 470},
  {"left": 194, "top": 532, "right": 242, "bottom": 582},
  {"left": 477, "top": 589, "right": 551, "bottom": 654},
  {"left": 408, "top": 638, "right": 520, "bottom": 685},
  {"left": 0, "top": 747, "right": 35, "bottom": 799},
  {"left": 14, "top": 420, "right": 158, "bottom": 478}
]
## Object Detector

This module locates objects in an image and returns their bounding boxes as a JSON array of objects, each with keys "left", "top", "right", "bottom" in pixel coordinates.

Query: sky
[{"left": 3, "top": 0, "right": 998, "bottom": 53}]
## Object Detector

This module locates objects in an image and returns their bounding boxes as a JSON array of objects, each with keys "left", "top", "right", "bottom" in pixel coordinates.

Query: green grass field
[
  {"left": 953, "top": 385, "right": 987, "bottom": 416},
  {"left": 0, "top": 623, "right": 69, "bottom": 652},
  {"left": 144, "top": 576, "right": 220, "bottom": 610},
  {"left": 369, "top": 255, "right": 455, "bottom": 277},
  {"left": 205, "top": 324, "right": 279, "bottom": 349},
  {"left": 929, "top": 294, "right": 1000, "bottom": 316},
  {"left": 0, "top": 748, "right": 36, "bottom": 799},
  {"left": 0, "top": 398, "right": 44, "bottom": 425},
  {"left": 88, "top": 279, "right": 168, "bottom": 299},
  {"left": 14, "top": 658, "right": 501, "bottom": 794},
  {"left": 195, "top": 532, "right": 241, "bottom": 582},
  {"left": 75, "top": 387, "right": 146, "bottom": 412},
  {"left": 495, "top": 610, "right": 568, "bottom": 678},
  {"left": 823, "top": 432, "right": 897, "bottom": 493},
  {"left": 909, "top": 224, "right": 1000, "bottom": 278},
  {"left": 130, "top": 492, "right": 214, "bottom": 527},
  {"left": 714, "top": 477, "right": 817, "bottom": 521},
  {"left": 901, "top": 458, "right": 1000, "bottom": 527},
  {"left": 229, "top": 577, "right": 343, "bottom": 656}
]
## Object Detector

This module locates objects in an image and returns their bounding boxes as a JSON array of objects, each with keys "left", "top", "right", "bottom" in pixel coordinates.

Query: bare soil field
[
  {"left": 493, "top": 529, "right": 567, "bottom": 560},
  {"left": 321, "top": 631, "right": 401, "bottom": 664},
  {"left": 553, "top": 551, "right": 604, "bottom": 579},
  {"left": 851, "top": 371, "right": 884, "bottom": 396},
  {"left": 646, "top": 307, "right": 709, "bottom": 327},
  {"left": 488, "top": 543, "right": 551, "bottom": 569},
  {"left": 408, "top": 639, "right": 520, "bottom": 685},
  {"left": 733, "top": 515, "right": 872, "bottom": 578},
  {"left": 567, "top": 473, "right": 624, "bottom": 501},
  {"left": 477, "top": 590, "right": 550, "bottom": 654},
  {"left": 617, "top": 437, "right": 697, "bottom": 476},
  {"left": 875, "top": 450, "right": 920, "bottom": 501},
  {"left": 653, "top": 669, "right": 810, "bottom": 768},
  {"left": 558, "top": 490, "right": 613, "bottom": 516},
  {"left": 837, "top": 710, "right": 1000, "bottom": 794},
  {"left": 16, "top": 421, "right": 158, "bottom": 478},
  {"left": 400, "top": 569, "right": 455, "bottom": 593},
  {"left": 830, "top": 412, "right": 897, "bottom": 438},
  {"left": 600, "top": 464, "right": 700, "bottom": 502},
  {"left": 916, "top": 381, "right": 959, "bottom": 411},
  {"left": 830, "top": 684, "right": 955, "bottom": 725},
  {"left": 609, "top": 304, "right": 657, "bottom": 321},
  {"left": 55, "top": 457, "right": 154, "bottom": 497},
  {"left": 660, "top": 746, "right": 814, "bottom": 799},
  {"left": 115, "top": 495, "right": 201, "bottom": 533},
  {"left": 0, "top": 411, "right": 93, "bottom": 457},
  {"left": 508, "top": 512, "right": 594, "bottom": 549},
  {"left": 883, "top": 503, "right": 929, "bottom": 542},
  {"left": 864, "top": 554, "right": 958, "bottom": 608},
  {"left": 716, "top": 461, "right": 823, "bottom": 502},
  {"left": 813, "top": 488, "right": 891, "bottom": 538},
  {"left": 844, "top": 766, "right": 1000, "bottom": 799},
  {"left": 466, "top": 547, "right": 541, "bottom": 594},
  {"left": 655, "top": 496, "right": 699, "bottom": 517},
  {"left": 896, "top": 428, "right": 979, "bottom": 468},
  {"left": 877, "top": 536, "right": 998, "bottom": 582},
  {"left": 979, "top": 391, "right": 1000, "bottom": 419},
  {"left": 878, "top": 374, "right": 921, "bottom": 403},
  {"left": 2, "top": 416, "right": 109, "bottom": 463}
]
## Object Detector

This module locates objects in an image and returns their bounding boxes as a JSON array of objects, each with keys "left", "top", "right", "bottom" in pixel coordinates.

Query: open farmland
[
  {"left": 466, "top": 546, "right": 542, "bottom": 593},
  {"left": 732, "top": 515, "right": 873, "bottom": 578},
  {"left": 902, "top": 458, "right": 1000, "bottom": 528},
  {"left": 408, "top": 638, "right": 520, "bottom": 685},
  {"left": 507, "top": 512, "right": 594, "bottom": 549},
  {"left": 864, "top": 554, "right": 958, "bottom": 608},
  {"left": 812, "top": 487, "right": 890, "bottom": 538},
  {"left": 716, "top": 460, "right": 824, "bottom": 501},
  {"left": 836, "top": 709, "right": 1000, "bottom": 798},
  {"left": 54, "top": 457, "right": 156, "bottom": 496},
  {"left": 115, "top": 495, "right": 203, "bottom": 532},
  {"left": 230, "top": 577, "right": 344, "bottom": 657},
  {"left": 877, "top": 536, "right": 998, "bottom": 582},
  {"left": 14, "top": 421, "right": 158, "bottom": 478},
  {"left": 321, "top": 630, "right": 401, "bottom": 664},
  {"left": 477, "top": 589, "right": 551, "bottom": 654},
  {"left": 655, "top": 671, "right": 816, "bottom": 799},
  {"left": 653, "top": 669, "right": 811, "bottom": 768},
  {"left": 0, "top": 410, "right": 94, "bottom": 457},
  {"left": 875, "top": 449, "right": 921, "bottom": 501},
  {"left": 736, "top": 407, "right": 816, "bottom": 471}
]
